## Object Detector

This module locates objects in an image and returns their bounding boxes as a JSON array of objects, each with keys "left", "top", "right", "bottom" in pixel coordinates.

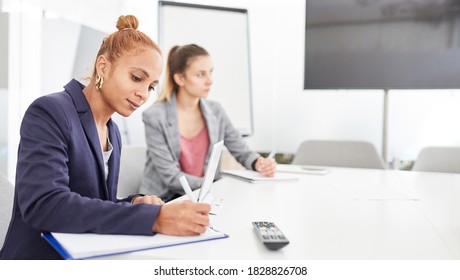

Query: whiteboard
[{"left": 158, "top": 1, "right": 253, "bottom": 136}]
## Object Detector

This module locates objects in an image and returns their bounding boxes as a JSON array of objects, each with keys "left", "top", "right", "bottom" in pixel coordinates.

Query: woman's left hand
[{"left": 133, "top": 195, "right": 165, "bottom": 205}]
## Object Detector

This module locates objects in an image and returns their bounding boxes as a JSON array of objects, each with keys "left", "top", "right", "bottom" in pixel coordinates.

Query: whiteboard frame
[{"left": 158, "top": 1, "right": 254, "bottom": 136}]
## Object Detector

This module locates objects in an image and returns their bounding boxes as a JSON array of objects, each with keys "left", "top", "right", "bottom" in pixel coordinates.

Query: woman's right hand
[
  {"left": 152, "top": 201, "right": 211, "bottom": 236},
  {"left": 255, "top": 156, "right": 277, "bottom": 177}
]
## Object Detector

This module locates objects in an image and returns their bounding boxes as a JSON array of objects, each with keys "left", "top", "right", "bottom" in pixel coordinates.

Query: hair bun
[{"left": 116, "top": 15, "right": 139, "bottom": 31}]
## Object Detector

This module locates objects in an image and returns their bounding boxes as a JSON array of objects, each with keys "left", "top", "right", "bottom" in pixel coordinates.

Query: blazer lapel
[
  {"left": 64, "top": 80, "right": 108, "bottom": 199},
  {"left": 200, "top": 99, "right": 220, "bottom": 164},
  {"left": 200, "top": 99, "right": 218, "bottom": 147},
  {"left": 165, "top": 93, "right": 181, "bottom": 161},
  {"left": 106, "top": 119, "right": 121, "bottom": 200}
]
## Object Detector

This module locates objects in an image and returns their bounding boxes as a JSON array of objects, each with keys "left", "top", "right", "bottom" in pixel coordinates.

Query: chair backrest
[
  {"left": 412, "top": 146, "right": 460, "bottom": 173},
  {"left": 117, "top": 145, "right": 147, "bottom": 199},
  {"left": 0, "top": 171, "right": 14, "bottom": 248},
  {"left": 292, "top": 140, "right": 386, "bottom": 169}
]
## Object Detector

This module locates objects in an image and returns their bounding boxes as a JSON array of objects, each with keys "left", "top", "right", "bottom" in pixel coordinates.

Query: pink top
[{"left": 179, "top": 125, "right": 210, "bottom": 177}]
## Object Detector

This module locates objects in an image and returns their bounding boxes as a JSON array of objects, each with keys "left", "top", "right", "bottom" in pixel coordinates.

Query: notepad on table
[
  {"left": 276, "top": 164, "right": 330, "bottom": 175},
  {"left": 222, "top": 169, "right": 299, "bottom": 183},
  {"left": 42, "top": 227, "right": 228, "bottom": 260}
]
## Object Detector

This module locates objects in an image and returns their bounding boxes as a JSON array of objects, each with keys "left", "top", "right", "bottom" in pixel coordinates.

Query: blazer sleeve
[{"left": 15, "top": 96, "right": 159, "bottom": 235}]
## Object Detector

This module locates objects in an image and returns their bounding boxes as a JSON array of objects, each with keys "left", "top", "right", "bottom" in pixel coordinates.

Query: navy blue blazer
[{"left": 0, "top": 80, "right": 160, "bottom": 259}]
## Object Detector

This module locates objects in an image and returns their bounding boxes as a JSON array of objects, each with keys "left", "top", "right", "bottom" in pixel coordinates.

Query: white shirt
[{"left": 102, "top": 136, "right": 113, "bottom": 181}]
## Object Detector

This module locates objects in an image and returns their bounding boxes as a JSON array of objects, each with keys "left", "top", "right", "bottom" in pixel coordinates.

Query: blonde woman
[{"left": 141, "top": 44, "right": 276, "bottom": 202}]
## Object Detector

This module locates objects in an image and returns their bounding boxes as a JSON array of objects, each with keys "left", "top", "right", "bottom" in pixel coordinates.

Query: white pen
[
  {"left": 267, "top": 150, "right": 276, "bottom": 159},
  {"left": 179, "top": 176, "right": 197, "bottom": 202}
]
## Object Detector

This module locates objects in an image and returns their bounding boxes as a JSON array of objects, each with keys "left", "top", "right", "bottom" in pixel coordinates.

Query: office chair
[
  {"left": 117, "top": 145, "right": 147, "bottom": 199},
  {"left": 412, "top": 146, "right": 460, "bottom": 174},
  {"left": 292, "top": 140, "right": 386, "bottom": 169},
  {"left": 0, "top": 171, "right": 14, "bottom": 248}
]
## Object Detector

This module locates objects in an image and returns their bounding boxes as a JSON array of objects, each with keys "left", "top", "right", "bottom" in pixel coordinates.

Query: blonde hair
[
  {"left": 92, "top": 15, "right": 161, "bottom": 78},
  {"left": 157, "top": 44, "right": 209, "bottom": 101}
]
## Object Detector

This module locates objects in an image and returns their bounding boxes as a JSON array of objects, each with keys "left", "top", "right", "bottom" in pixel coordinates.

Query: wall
[
  {"left": 41, "top": 17, "right": 81, "bottom": 95},
  {"left": 388, "top": 90, "right": 460, "bottom": 160},
  {"left": 0, "top": 13, "right": 8, "bottom": 174},
  {"left": 0, "top": 88, "right": 7, "bottom": 175},
  {"left": 0, "top": 12, "right": 7, "bottom": 88}
]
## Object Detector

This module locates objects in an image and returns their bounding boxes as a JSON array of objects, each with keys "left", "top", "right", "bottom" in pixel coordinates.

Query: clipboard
[{"left": 42, "top": 227, "right": 228, "bottom": 260}]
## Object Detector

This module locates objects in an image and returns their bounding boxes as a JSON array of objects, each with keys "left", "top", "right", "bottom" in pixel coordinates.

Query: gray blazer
[{"left": 140, "top": 92, "right": 259, "bottom": 201}]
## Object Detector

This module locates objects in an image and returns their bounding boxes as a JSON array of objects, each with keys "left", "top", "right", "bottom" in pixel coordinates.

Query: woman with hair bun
[{"left": 0, "top": 15, "right": 210, "bottom": 260}]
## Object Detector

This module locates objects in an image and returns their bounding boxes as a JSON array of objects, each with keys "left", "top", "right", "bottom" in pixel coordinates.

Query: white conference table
[{"left": 106, "top": 166, "right": 460, "bottom": 260}]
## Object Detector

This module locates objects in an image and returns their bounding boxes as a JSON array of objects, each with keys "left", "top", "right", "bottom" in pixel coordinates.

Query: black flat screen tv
[{"left": 304, "top": 0, "right": 460, "bottom": 89}]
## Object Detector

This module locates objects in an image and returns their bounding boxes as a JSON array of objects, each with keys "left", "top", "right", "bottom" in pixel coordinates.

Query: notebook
[
  {"left": 221, "top": 169, "right": 299, "bottom": 183},
  {"left": 276, "top": 164, "right": 330, "bottom": 175},
  {"left": 42, "top": 227, "right": 228, "bottom": 260}
]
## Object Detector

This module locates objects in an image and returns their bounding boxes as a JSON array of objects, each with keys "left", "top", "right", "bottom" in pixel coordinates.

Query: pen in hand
[
  {"left": 255, "top": 150, "right": 277, "bottom": 177},
  {"left": 267, "top": 150, "right": 276, "bottom": 159}
]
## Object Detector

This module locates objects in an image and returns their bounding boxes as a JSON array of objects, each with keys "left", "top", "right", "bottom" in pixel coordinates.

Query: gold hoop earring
[{"left": 95, "top": 75, "right": 104, "bottom": 90}]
